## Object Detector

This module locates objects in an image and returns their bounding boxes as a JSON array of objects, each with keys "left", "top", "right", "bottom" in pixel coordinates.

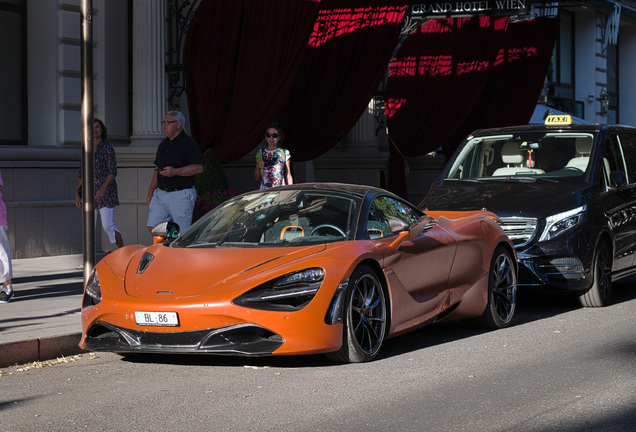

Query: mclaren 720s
[{"left": 80, "top": 183, "right": 517, "bottom": 363}]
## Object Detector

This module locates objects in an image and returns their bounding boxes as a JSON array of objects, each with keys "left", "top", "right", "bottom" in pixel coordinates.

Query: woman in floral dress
[{"left": 254, "top": 125, "right": 293, "bottom": 189}]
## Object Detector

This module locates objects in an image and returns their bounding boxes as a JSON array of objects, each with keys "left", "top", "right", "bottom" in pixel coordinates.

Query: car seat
[
  {"left": 493, "top": 142, "right": 545, "bottom": 176},
  {"left": 493, "top": 143, "right": 525, "bottom": 176},
  {"left": 565, "top": 137, "right": 593, "bottom": 171}
]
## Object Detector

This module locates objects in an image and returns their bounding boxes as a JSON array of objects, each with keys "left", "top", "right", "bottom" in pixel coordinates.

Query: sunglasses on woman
[{"left": 266, "top": 132, "right": 280, "bottom": 139}]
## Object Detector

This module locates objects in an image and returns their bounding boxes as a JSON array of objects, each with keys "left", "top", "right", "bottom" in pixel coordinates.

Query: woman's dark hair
[
  {"left": 265, "top": 124, "right": 284, "bottom": 143},
  {"left": 94, "top": 118, "right": 108, "bottom": 140}
]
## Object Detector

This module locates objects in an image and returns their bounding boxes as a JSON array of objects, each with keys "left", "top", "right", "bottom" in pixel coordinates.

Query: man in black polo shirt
[{"left": 146, "top": 110, "right": 203, "bottom": 235}]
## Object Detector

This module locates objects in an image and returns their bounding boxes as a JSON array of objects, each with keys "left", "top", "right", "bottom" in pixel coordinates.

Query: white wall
[
  {"left": 619, "top": 25, "right": 636, "bottom": 125},
  {"left": 574, "top": 10, "right": 598, "bottom": 121}
]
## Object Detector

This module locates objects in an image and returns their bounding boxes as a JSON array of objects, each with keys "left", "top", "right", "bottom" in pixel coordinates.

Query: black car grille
[
  {"left": 84, "top": 322, "right": 284, "bottom": 355},
  {"left": 499, "top": 217, "right": 537, "bottom": 246},
  {"left": 540, "top": 257, "right": 585, "bottom": 280}
]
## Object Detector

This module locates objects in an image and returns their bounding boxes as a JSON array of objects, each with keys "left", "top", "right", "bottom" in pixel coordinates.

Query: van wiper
[
  {"left": 442, "top": 178, "right": 481, "bottom": 183},
  {"left": 482, "top": 176, "right": 558, "bottom": 183}
]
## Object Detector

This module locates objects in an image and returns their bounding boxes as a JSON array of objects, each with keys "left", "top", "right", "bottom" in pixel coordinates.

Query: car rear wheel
[
  {"left": 577, "top": 240, "right": 612, "bottom": 307},
  {"left": 466, "top": 246, "right": 517, "bottom": 329},
  {"left": 326, "top": 265, "right": 387, "bottom": 363}
]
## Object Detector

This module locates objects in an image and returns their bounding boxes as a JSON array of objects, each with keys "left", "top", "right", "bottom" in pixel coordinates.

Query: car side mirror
[
  {"left": 610, "top": 171, "right": 627, "bottom": 191},
  {"left": 387, "top": 216, "right": 410, "bottom": 234},
  {"left": 387, "top": 216, "right": 411, "bottom": 249},
  {"left": 152, "top": 221, "right": 180, "bottom": 244}
]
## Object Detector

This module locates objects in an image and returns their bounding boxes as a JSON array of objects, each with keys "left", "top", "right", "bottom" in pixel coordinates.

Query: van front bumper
[
  {"left": 517, "top": 256, "right": 591, "bottom": 291},
  {"left": 515, "top": 229, "right": 594, "bottom": 292}
]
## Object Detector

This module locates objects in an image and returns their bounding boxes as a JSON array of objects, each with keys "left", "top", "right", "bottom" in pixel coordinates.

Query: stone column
[{"left": 130, "top": 0, "right": 166, "bottom": 147}]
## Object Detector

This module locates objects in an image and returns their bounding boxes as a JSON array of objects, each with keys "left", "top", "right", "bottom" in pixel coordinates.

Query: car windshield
[
  {"left": 444, "top": 131, "right": 598, "bottom": 181},
  {"left": 172, "top": 189, "right": 360, "bottom": 248}
]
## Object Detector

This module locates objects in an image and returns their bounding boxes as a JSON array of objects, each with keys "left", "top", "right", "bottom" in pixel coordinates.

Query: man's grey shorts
[{"left": 147, "top": 187, "right": 197, "bottom": 232}]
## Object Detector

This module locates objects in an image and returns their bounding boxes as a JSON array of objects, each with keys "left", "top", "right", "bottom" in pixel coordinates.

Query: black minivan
[{"left": 420, "top": 115, "right": 636, "bottom": 307}]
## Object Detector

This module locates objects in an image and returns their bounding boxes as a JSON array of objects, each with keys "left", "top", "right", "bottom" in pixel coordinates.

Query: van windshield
[{"left": 445, "top": 131, "right": 597, "bottom": 181}]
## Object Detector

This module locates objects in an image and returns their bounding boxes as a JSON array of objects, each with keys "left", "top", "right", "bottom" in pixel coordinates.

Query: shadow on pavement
[
  {"left": 12, "top": 271, "right": 82, "bottom": 285},
  {"left": 0, "top": 308, "right": 81, "bottom": 331},
  {"left": 116, "top": 279, "right": 636, "bottom": 369},
  {"left": 6, "top": 282, "right": 84, "bottom": 303}
]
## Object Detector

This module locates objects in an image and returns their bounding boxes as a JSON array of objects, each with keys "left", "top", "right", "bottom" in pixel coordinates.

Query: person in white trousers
[{"left": 0, "top": 169, "right": 13, "bottom": 303}]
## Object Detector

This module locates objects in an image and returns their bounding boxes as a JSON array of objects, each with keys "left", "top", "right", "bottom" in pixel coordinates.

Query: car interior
[{"left": 448, "top": 133, "right": 596, "bottom": 180}]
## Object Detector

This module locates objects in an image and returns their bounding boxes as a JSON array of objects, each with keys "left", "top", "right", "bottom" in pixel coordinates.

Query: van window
[
  {"left": 618, "top": 133, "right": 636, "bottom": 185},
  {"left": 602, "top": 134, "right": 628, "bottom": 187}
]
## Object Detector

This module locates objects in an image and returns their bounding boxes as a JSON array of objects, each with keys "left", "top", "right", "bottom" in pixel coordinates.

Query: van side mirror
[{"left": 610, "top": 171, "right": 627, "bottom": 191}]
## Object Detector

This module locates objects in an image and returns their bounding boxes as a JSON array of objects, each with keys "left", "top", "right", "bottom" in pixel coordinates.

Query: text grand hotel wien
[{"left": 411, "top": 1, "right": 528, "bottom": 15}]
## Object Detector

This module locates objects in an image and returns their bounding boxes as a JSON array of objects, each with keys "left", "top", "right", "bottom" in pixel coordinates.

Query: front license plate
[{"left": 135, "top": 311, "right": 179, "bottom": 327}]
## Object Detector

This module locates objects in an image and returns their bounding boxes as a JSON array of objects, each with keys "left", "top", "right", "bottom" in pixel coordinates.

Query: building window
[
  {"left": 546, "top": 9, "right": 576, "bottom": 114},
  {"left": 0, "top": 0, "right": 26, "bottom": 145},
  {"left": 607, "top": 42, "right": 618, "bottom": 123},
  {"left": 554, "top": 10, "right": 574, "bottom": 85}
]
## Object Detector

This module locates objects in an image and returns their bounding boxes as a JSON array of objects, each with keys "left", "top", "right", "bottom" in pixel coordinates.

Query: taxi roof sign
[{"left": 545, "top": 115, "right": 573, "bottom": 126}]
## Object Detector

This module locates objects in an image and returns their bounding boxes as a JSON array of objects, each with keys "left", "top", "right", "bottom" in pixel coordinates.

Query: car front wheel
[
  {"left": 578, "top": 240, "right": 612, "bottom": 307},
  {"left": 326, "top": 265, "right": 387, "bottom": 363},
  {"left": 466, "top": 246, "right": 517, "bottom": 329}
]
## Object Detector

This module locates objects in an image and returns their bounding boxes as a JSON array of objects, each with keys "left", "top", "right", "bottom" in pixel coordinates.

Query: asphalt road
[{"left": 1, "top": 282, "right": 635, "bottom": 432}]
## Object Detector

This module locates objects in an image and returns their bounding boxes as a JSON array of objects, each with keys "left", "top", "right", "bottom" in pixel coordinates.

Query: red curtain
[
  {"left": 385, "top": 17, "right": 558, "bottom": 198},
  {"left": 184, "top": 0, "right": 322, "bottom": 163},
  {"left": 278, "top": 0, "right": 409, "bottom": 161},
  {"left": 441, "top": 17, "right": 559, "bottom": 155}
]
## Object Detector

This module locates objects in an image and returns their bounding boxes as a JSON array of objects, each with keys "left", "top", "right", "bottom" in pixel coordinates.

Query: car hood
[
  {"left": 422, "top": 180, "right": 590, "bottom": 219},
  {"left": 112, "top": 243, "right": 328, "bottom": 299}
]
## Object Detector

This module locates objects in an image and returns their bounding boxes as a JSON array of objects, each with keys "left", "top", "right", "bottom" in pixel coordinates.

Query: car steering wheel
[{"left": 309, "top": 224, "right": 346, "bottom": 237}]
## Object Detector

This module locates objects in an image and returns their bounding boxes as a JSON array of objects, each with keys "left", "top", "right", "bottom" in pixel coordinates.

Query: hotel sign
[{"left": 411, "top": 1, "right": 531, "bottom": 17}]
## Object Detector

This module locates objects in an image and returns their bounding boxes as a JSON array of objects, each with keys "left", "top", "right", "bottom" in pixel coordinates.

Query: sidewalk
[{"left": 0, "top": 254, "right": 103, "bottom": 368}]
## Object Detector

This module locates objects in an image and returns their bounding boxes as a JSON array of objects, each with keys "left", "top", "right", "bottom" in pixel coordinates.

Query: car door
[
  {"left": 600, "top": 132, "right": 636, "bottom": 273},
  {"left": 368, "top": 196, "right": 457, "bottom": 305}
]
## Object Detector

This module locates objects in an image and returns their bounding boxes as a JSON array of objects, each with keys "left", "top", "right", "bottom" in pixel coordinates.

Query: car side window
[
  {"left": 367, "top": 196, "right": 421, "bottom": 239},
  {"left": 602, "top": 134, "right": 628, "bottom": 187},
  {"left": 618, "top": 133, "right": 636, "bottom": 185}
]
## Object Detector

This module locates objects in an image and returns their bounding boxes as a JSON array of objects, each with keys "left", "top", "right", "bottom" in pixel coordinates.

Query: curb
[{"left": 0, "top": 333, "right": 87, "bottom": 368}]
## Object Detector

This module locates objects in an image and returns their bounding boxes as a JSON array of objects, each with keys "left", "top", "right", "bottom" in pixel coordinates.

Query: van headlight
[{"left": 539, "top": 206, "right": 586, "bottom": 242}]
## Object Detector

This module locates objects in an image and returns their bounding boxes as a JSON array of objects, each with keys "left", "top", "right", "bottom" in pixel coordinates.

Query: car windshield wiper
[
  {"left": 187, "top": 241, "right": 259, "bottom": 248},
  {"left": 480, "top": 176, "right": 559, "bottom": 183},
  {"left": 217, "top": 242, "right": 259, "bottom": 248}
]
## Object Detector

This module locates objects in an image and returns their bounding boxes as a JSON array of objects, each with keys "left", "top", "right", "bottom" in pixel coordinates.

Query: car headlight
[
  {"left": 83, "top": 269, "right": 102, "bottom": 308},
  {"left": 233, "top": 268, "right": 325, "bottom": 311},
  {"left": 539, "top": 206, "right": 586, "bottom": 242}
]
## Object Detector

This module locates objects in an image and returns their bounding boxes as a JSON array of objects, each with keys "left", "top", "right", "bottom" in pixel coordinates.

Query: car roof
[
  {"left": 250, "top": 182, "right": 393, "bottom": 200},
  {"left": 467, "top": 123, "right": 636, "bottom": 137}
]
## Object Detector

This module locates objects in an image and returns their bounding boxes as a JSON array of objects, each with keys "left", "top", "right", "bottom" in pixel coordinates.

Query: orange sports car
[{"left": 80, "top": 183, "right": 517, "bottom": 363}]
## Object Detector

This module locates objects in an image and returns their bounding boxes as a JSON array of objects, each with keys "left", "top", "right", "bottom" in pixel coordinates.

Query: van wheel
[{"left": 578, "top": 240, "right": 612, "bottom": 307}]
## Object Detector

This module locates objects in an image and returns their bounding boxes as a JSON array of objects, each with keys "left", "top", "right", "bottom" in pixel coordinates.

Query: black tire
[
  {"left": 326, "top": 265, "right": 387, "bottom": 363},
  {"left": 466, "top": 246, "right": 517, "bottom": 329},
  {"left": 578, "top": 240, "right": 612, "bottom": 307}
]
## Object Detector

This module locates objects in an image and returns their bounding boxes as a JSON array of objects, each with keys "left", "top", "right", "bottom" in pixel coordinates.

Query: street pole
[{"left": 81, "top": 0, "right": 95, "bottom": 283}]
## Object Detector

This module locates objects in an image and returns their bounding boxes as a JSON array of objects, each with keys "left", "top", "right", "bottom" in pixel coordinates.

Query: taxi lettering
[{"left": 545, "top": 114, "right": 573, "bottom": 126}]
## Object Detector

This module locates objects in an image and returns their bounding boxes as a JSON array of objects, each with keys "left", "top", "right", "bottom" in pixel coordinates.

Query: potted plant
[{"left": 193, "top": 148, "right": 234, "bottom": 221}]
